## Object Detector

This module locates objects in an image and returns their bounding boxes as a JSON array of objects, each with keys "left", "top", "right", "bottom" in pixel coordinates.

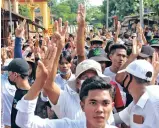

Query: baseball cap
[
  {"left": 68, "top": 59, "right": 111, "bottom": 91},
  {"left": 87, "top": 48, "right": 111, "bottom": 66},
  {"left": 118, "top": 60, "right": 154, "bottom": 82},
  {"left": 2, "top": 58, "right": 29, "bottom": 76},
  {"left": 139, "top": 45, "right": 155, "bottom": 58}
]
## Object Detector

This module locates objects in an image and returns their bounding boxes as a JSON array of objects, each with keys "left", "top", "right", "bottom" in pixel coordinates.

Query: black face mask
[
  {"left": 122, "top": 74, "right": 133, "bottom": 93},
  {"left": 8, "top": 77, "right": 16, "bottom": 86}
]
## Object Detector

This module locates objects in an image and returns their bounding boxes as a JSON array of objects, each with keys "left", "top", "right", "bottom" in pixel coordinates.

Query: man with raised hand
[{"left": 16, "top": 75, "right": 117, "bottom": 128}]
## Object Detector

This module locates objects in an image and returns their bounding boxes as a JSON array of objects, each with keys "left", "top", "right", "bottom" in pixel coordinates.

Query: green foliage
[
  {"left": 49, "top": 0, "right": 91, "bottom": 24},
  {"left": 100, "top": 0, "right": 159, "bottom": 26},
  {"left": 101, "top": 0, "right": 135, "bottom": 22},
  {"left": 86, "top": 6, "right": 104, "bottom": 28},
  {"left": 19, "top": 4, "right": 31, "bottom": 19}
]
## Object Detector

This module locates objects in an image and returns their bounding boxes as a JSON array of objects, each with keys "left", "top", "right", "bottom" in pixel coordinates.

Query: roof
[{"left": 1, "top": 8, "right": 45, "bottom": 30}]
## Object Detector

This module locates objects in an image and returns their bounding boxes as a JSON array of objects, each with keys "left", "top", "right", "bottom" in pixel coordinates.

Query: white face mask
[{"left": 59, "top": 69, "right": 71, "bottom": 76}]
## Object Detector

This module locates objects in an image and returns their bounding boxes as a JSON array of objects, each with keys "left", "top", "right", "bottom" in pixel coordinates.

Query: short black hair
[
  {"left": 59, "top": 51, "right": 72, "bottom": 64},
  {"left": 104, "top": 40, "right": 114, "bottom": 54},
  {"left": 79, "top": 76, "right": 115, "bottom": 101},
  {"left": 109, "top": 44, "right": 127, "bottom": 55}
]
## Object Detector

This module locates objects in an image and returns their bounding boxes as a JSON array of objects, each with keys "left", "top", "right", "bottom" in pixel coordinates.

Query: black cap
[
  {"left": 139, "top": 45, "right": 155, "bottom": 58},
  {"left": 3, "top": 58, "right": 29, "bottom": 76},
  {"left": 88, "top": 48, "right": 111, "bottom": 65}
]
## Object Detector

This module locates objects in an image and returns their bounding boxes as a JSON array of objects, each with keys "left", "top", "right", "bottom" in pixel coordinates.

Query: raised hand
[
  {"left": 136, "top": 23, "right": 143, "bottom": 34},
  {"left": 117, "top": 21, "right": 121, "bottom": 30},
  {"left": 132, "top": 37, "right": 142, "bottom": 57},
  {"left": 15, "top": 20, "right": 26, "bottom": 38},
  {"left": 1, "top": 48, "right": 8, "bottom": 63},
  {"left": 152, "top": 52, "right": 159, "bottom": 76},
  {"left": 77, "top": 4, "right": 86, "bottom": 27},
  {"left": 36, "top": 43, "right": 57, "bottom": 78},
  {"left": 52, "top": 18, "right": 68, "bottom": 49}
]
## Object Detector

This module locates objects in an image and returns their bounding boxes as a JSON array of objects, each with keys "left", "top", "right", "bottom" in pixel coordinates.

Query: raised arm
[
  {"left": 114, "top": 21, "right": 121, "bottom": 43},
  {"left": 24, "top": 44, "right": 57, "bottom": 100},
  {"left": 151, "top": 52, "right": 159, "bottom": 85},
  {"left": 76, "top": 4, "right": 86, "bottom": 63},
  {"left": 136, "top": 23, "right": 147, "bottom": 45},
  {"left": 115, "top": 37, "right": 142, "bottom": 84},
  {"left": 14, "top": 20, "right": 25, "bottom": 58},
  {"left": 16, "top": 44, "right": 57, "bottom": 128},
  {"left": 43, "top": 18, "right": 68, "bottom": 105}
]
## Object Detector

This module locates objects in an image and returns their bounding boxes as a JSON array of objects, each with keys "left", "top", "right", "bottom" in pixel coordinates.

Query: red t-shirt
[{"left": 110, "top": 81, "right": 124, "bottom": 109}]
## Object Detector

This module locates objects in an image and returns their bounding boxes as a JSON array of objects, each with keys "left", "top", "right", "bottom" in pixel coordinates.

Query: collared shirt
[
  {"left": 119, "top": 85, "right": 159, "bottom": 128},
  {"left": 50, "top": 89, "right": 115, "bottom": 125},
  {"left": 16, "top": 97, "right": 117, "bottom": 128},
  {"left": 55, "top": 73, "right": 75, "bottom": 91}
]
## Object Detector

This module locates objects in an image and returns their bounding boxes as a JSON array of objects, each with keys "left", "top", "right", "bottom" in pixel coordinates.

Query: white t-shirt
[
  {"left": 16, "top": 97, "right": 117, "bottom": 128},
  {"left": 104, "top": 67, "right": 126, "bottom": 105},
  {"left": 104, "top": 67, "right": 116, "bottom": 81},
  {"left": 1, "top": 73, "right": 16, "bottom": 126}
]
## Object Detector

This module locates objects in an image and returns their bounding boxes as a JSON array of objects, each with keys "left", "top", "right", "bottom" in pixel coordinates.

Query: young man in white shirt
[
  {"left": 16, "top": 74, "right": 117, "bottom": 128},
  {"left": 55, "top": 50, "right": 75, "bottom": 91},
  {"left": 114, "top": 59, "right": 159, "bottom": 128},
  {"left": 104, "top": 44, "right": 127, "bottom": 105}
]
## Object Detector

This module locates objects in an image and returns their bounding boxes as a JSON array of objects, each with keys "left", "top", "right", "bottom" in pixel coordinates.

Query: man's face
[
  {"left": 76, "top": 70, "right": 97, "bottom": 91},
  {"left": 59, "top": 58, "right": 71, "bottom": 74},
  {"left": 81, "top": 90, "right": 114, "bottom": 128},
  {"left": 8, "top": 71, "right": 18, "bottom": 85},
  {"left": 110, "top": 49, "right": 127, "bottom": 69},
  {"left": 91, "top": 42, "right": 103, "bottom": 49}
]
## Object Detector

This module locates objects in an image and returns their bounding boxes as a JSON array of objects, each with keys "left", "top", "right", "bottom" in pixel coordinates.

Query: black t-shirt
[{"left": 11, "top": 89, "right": 28, "bottom": 128}]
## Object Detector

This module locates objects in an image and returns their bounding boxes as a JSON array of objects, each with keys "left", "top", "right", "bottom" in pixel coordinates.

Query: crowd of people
[{"left": 1, "top": 4, "right": 159, "bottom": 128}]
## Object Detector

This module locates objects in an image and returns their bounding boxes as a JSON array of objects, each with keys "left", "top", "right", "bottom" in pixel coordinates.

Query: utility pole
[
  {"left": 139, "top": 0, "right": 144, "bottom": 27},
  {"left": 106, "top": 0, "right": 109, "bottom": 29}
]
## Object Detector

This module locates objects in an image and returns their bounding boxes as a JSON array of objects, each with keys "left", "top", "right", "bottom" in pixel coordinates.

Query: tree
[
  {"left": 101, "top": 0, "right": 135, "bottom": 25},
  {"left": 19, "top": 4, "right": 31, "bottom": 19},
  {"left": 86, "top": 6, "right": 104, "bottom": 28},
  {"left": 48, "top": 0, "right": 90, "bottom": 24},
  {"left": 144, "top": 0, "right": 159, "bottom": 16},
  {"left": 101, "top": 0, "right": 159, "bottom": 27}
]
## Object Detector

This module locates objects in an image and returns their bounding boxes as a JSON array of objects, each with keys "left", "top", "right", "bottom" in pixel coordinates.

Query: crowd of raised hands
[{"left": 1, "top": 3, "right": 159, "bottom": 128}]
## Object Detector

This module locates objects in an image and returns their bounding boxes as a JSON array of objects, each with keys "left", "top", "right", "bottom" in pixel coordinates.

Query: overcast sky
[{"left": 89, "top": 0, "right": 103, "bottom": 6}]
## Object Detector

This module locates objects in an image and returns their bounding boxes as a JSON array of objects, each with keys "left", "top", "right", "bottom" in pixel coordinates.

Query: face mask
[
  {"left": 122, "top": 74, "right": 133, "bottom": 93},
  {"left": 59, "top": 69, "right": 71, "bottom": 76},
  {"left": 8, "top": 77, "right": 16, "bottom": 85}
]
